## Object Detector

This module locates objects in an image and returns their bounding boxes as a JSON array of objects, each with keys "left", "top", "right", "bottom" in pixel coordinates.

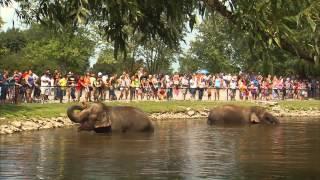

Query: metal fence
[{"left": 0, "top": 84, "right": 319, "bottom": 104}]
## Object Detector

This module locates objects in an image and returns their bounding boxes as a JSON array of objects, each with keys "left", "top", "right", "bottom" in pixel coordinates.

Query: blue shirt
[{"left": 215, "top": 79, "right": 221, "bottom": 88}]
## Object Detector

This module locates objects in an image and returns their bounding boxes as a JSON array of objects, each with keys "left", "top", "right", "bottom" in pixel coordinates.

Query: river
[{"left": 1, "top": 118, "right": 320, "bottom": 179}]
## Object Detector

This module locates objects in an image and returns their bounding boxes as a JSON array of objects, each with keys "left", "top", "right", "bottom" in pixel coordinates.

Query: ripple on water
[{"left": 1, "top": 118, "right": 320, "bottom": 179}]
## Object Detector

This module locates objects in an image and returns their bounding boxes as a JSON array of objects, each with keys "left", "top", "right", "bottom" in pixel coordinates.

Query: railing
[{"left": 0, "top": 84, "right": 319, "bottom": 104}]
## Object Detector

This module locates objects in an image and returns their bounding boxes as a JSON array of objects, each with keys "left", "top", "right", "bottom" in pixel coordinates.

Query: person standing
[
  {"left": 40, "top": 71, "right": 51, "bottom": 103},
  {"left": 109, "top": 74, "right": 117, "bottom": 100},
  {"left": 229, "top": 77, "right": 237, "bottom": 101},
  {"left": 214, "top": 75, "right": 222, "bottom": 101},
  {"left": 93, "top": 73, "right": 104, "bottom": 102},
  {"left": 26, "top": 70, "right": 35, "bottom": 103},
  {"left": 189, "top": 74, "right": 197, "bottom": 100},
  {"left": 0, "top": 70, "right": 9, "bottom": 104},
  {"left": 57, "top": 75, "right": 67, "bottom": 103},
  {"left": 198, "top": 74, "right": 205, "bottom": 101},
  {"left": 130, "top": 75, "right": 136, "bottom": 101},
  {"left": 66, "top": 72, "right": 76, "bottom": 102},
  {"left": 181, "top": 75, "right": 190, "bottom": 100}
]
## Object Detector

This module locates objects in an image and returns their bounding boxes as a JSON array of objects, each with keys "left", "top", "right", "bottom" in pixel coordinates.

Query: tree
[
  {"left": 92, "top": 45, "right": 146, "bottom": 75},
  {"left": 0, "top": 25, "right": 95, "bottom": 74},
  {"left": 0, "top": 17, "right": 4, "bottom": 28},
  {"left": 179, "top": 15, "right": 240, "bottom": 74},
  {"left": 1, "top": 0, "right": 318, "bottom": 64},
  {"left": 184, "top": 14, "right": 320, "bottom": 77},
  {"left": 136, "top": 36, "right": 179, "bottom": 74},
  {"left": 0, "top": 28, "right": 27, "bottom": 53}
]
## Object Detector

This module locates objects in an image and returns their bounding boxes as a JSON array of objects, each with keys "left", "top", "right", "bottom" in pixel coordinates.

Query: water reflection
[{"left": 1, "top": 118, "right": 320, "bottom": 179}]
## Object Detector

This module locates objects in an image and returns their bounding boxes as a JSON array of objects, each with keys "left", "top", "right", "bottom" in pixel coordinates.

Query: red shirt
[{"left": 76, "top": 79, "right": 85, "bottom": 91}]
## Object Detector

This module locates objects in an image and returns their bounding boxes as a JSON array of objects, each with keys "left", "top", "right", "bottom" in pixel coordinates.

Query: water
[{"left": 1, "top": 118, "right": 320, "bottom": 179}]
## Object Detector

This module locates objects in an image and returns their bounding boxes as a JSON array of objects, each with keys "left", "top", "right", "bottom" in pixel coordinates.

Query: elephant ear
[
  {"left": 94, "top": 112, "right": 112, "bottom": 128},
  {"left": 250, "top": 113, "right": 260, "bottom": 124}
]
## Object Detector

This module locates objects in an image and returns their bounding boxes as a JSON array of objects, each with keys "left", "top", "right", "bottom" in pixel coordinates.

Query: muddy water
[{"left": 1, "top": 118, "right": 320, "bottom": 179}]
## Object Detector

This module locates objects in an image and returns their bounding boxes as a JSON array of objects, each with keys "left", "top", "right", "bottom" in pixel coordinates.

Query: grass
[
  {"left": 277, "top": 100, "right": 320, "bottom": 111},
  {"left": 0, "top": 100, "right": 319, "bottom": 120}
]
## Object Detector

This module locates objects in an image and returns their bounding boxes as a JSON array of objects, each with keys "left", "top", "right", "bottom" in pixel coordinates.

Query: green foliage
[
  {"left": 0, "top": 25, "right": 95, "bottom": 74},
  {"left": 0, "top": 28, "right": 27, "bottom": 53},
  {"left": 179, "top": 16, "right": 240, "bottom": 74},
  {"left": 93, "top": 34, "right": 178, "bottom": 75},
  {"left": 182, "top": 13, "right": 320, "bottom": 77},
  {"left": 227, "top": 0, "right": 320, "bottom": 64},
  {"left": 10, "top": 0, "right": 196, "bottom": 58},
  {"left": 136, "top": 36, "right": 179, "bottom": 74},
  {"left": 3, "top": 0, "right": 316, "bottom": 64},
  {"left": 1, "top": 0, "right": 319, "bottom": 74}
]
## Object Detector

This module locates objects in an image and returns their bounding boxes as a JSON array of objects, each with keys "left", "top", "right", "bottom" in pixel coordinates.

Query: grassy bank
[{"left": 0, "top": 100, "right": 319, "bottom": 119}]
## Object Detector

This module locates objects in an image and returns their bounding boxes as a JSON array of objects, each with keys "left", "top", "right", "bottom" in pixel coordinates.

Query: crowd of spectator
[{"left": 0, "top": 68, "right": 319, "bottom": 104}]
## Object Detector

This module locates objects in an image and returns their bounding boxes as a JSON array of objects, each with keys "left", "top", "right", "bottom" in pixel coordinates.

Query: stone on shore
[
  {"left": 187, "top": 110, "right": 195, "bottom": 116},
  {"left": 21, "top": 121, "right": 40, "bottom": 131}
]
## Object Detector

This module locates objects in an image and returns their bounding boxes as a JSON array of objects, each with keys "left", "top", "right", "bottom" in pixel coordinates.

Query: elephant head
[
  {"left": 67, "top": 103, "right": 111, "bottom": 131},
  {"left": 250, "top": 107, "right": 280, "bottom": 125}
]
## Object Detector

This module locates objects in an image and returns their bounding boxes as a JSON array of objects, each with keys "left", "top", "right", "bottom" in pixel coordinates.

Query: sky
[{"left": 0, "top": 5, "right": 198, "bottom": 71}]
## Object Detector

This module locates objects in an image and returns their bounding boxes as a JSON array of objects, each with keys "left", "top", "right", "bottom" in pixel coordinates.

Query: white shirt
[
  {"left": 41, "top": 75, "right": 51, "bottom": 87},
  {"left": 190, "top": 79, "right": 197, "bottom": 88},
  {"left": 32, "top": 74, "right": 39, "bottom": 82},
  {"left": 230, "top": 81, "right": 237, "bottom": 89}
]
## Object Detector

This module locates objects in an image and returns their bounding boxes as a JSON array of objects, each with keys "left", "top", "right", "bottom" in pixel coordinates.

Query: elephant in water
[
  {"left": 207, "top": 105, "right": 279, "bottom": 125},
  {"left": 67, "top": 103, "right": 154, "bottom": 133}
]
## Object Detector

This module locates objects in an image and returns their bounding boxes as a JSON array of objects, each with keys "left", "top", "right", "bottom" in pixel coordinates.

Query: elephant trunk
[{"left": 67, "top": 105, "right": 86, "bottom": 123}]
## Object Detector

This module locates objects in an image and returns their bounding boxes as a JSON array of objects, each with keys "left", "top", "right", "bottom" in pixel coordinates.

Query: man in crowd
[
  {"left": 0, "top": 70, "right": 9, "bottom": 104},
  {"left": 67, "top": 72, "right": 76, "bottom": 102},
  {"left": 40, "top": 70, "right": 51, "bottom": 103},
  {"left": 93, "top": 72, "right": 104, "bottom": 102}
]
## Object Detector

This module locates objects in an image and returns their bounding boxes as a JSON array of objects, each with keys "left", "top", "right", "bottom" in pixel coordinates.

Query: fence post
[{"left": 226, "top": 88, "right": 229, "bottom": 101}]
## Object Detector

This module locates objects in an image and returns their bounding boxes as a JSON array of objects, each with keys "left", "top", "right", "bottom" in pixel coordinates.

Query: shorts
[{"left": 26, "top": 87, "right": 34, "bottom": 94}]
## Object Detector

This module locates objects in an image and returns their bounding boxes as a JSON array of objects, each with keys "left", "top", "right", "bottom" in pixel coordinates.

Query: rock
[
  {"left": 52, "top": 121, "right": 64, "bottom": 128},
  {"left": 21, "top": 121, "right": 40, "bottom": 131},
  {"left": 271, "top": 106, "right": 282, "bottom": 113},
  {"left": 3, "top": 128, "right": 13, "bottom": 134},
  {"left": 40, "top": 122, "right": 54, "bottom": 129},
  {"left": 186, "top": 107, "right": 192, "bottom": 111},
  {"left": 0, "top": 125, "right": 9, "bottom": 134},
  {"left": 203, "top": 108, "right": 210, "bottom": 112},
  {"left": 56, "top": 117, "right": 64, "bottom": 123},
  {"left": 0, "top": 125, "right": 20, "bottom": 134},
  {"left": 199, "top": 111, "right": 208, "bottom": 116},
  {"left": 187, "top": 110, "right": 195, "bottom": 116},
  {"left": 10, "top": 121, "right": 22, "bottom": 128},
  {"left": 257, "top": 101, "right": 278, "bottom": 107}
]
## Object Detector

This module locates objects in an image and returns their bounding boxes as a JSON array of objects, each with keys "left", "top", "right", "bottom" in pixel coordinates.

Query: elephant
[
  {"left": 67, "top": 103, "right": 154, "bottom": 133},
  {"left": 207, "top": 105, "right": 279, "bottom": 125}
]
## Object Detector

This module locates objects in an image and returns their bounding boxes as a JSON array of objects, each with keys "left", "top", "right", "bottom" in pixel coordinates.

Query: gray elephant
[
  {"left": 207, "top": 105, "right": 279, "bottom": 125},
  {"left": 67, "top": 103, "right": 154, "bottom": 133}
]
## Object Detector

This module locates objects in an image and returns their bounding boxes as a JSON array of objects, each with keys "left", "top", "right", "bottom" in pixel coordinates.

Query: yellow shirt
[{"left": 59, "top": 78, "right": 67, "bottom": 90}]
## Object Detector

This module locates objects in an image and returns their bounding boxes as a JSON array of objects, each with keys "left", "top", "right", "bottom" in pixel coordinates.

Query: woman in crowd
[{"left": 214, "top": 75, "right": 222, "bottom": 101}]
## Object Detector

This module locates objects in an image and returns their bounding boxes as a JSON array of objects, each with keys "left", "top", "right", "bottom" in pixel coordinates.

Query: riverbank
[{"left": 1, "top": 100, "right": 320, "bottom": 134}]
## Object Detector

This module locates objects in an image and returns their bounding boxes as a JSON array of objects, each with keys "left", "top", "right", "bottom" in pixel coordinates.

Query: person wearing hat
[
  {"left": 93, "top": 72, "right": 103, "bottom": 101},
  {"left": 40, "top": 70, "right": 51, "bottom": 103},
  {"left": 229, "top": 77, "right": 237, "bottom": 100},
  {"left": 57, "top": 75, "right": 67, "bottom": 103},
  {"left": 66, "top": 71, "right": 76, "bottom": 102}
]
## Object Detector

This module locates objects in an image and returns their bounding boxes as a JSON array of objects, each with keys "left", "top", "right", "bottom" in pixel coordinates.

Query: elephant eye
[{"left": 264, "top": 116, "right": 271, "bottom": 122}]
